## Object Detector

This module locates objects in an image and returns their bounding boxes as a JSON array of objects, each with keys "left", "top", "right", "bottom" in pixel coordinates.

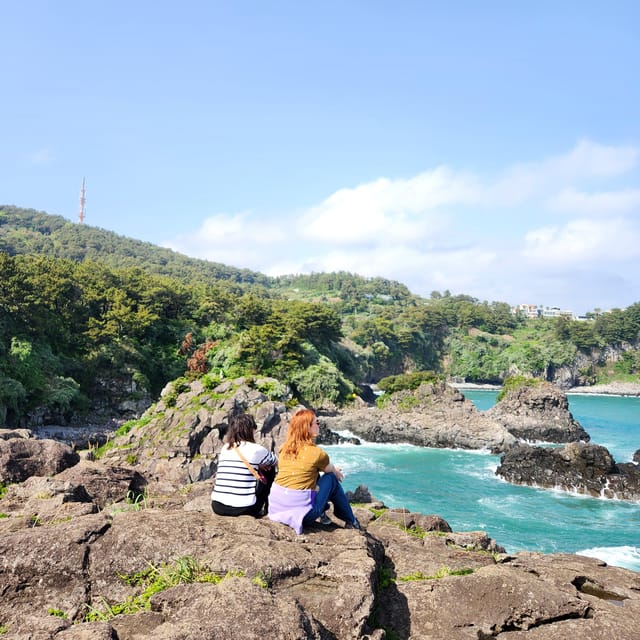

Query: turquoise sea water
[{"left": 326, "top": 391, "right": 640, "bottom": 572}]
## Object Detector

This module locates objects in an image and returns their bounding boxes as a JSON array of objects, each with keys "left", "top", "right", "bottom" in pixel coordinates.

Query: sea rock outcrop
[
  {"left": 496, "top": 442, "right": 640, "bottom": 501},
  {"left": 486, "top": 381, "right": 590, "bottom": 443},
  {"left": 323, "top": 382, "right": 518, "bottom": 453},
  {"left": 323, "top": 381, "right": 592, "bottom": 454}
]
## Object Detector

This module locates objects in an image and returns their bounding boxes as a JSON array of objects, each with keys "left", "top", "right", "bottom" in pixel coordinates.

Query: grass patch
[
  {"left": 47, "top": 608, "right": 68, "bottom": 619},
  {"left": 92, "top": 418, "right": 143, "bottom": 460},
  {"left": 396, "top": 395, "right": 420, "bottom": 410},
  {"left": 110, "top": 489, "right": 149, "bottom": 514},
  {"left": 377, "top": 565, "right": 395, "bottom": 592},
  {"left": 83, "top": 556, "right": 240, "bottom": 622},
  {"left": 367, "top": 506, "right": 388, "bottom": 519},
  {"left": 0, "top": 624, "right": 8, "bottom": 634},
  {"left": 496, "top": 375, "right": 542, "bottom": 402},
  {"left": 29, "top": 514, "right": 42, "bottom": 527},
  {"left": 252, "top": 569, "right": 272, "bottom": 589},
  {"left": 399, "top": 566, "right": 474, "bottom": 582}
]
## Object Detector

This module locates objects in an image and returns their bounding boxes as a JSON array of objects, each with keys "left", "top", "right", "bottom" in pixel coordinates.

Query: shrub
[
  {"left": 496, "top": 375, "right": 541, "bottom": 402},
  {"left": 291, "top": 359, "right": 354, "bottom": 406},
  {"left": 377, "top": 371, "right": 441, "bottom": 394}
]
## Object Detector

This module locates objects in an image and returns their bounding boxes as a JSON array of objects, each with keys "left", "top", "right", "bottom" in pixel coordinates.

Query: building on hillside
[
  {"left": 541, "top": 306, "right": 574, "bottom": 319},
  {"left": 512, "top": 304, "right": 541, "bottom": 319},
  {"left": 512, "top": 304, "right": 579, "bottom": 320}
]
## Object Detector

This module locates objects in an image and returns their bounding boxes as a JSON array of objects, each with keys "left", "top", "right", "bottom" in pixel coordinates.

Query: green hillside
[{"left": 1, "top": 205, "right": 639, "bottom": 428}]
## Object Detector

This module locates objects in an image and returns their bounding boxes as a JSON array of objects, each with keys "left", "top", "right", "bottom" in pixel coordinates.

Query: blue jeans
[{"left": 302, "top": 472, "right": 356, "bottom": 526}]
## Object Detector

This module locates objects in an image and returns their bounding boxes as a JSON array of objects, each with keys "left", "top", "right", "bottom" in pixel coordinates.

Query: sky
[{"left": 2, "top": 1, "right": 640, "bottom": 316}]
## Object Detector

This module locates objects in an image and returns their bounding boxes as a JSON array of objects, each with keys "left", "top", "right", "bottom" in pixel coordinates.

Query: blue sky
[{"left": 2, "top": 1, "right": 639, "bottom": 315}]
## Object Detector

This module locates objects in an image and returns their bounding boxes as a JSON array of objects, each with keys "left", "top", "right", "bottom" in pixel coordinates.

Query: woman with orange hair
[{"left": 267, "top": 408, "right": 361, "bottom": 534}]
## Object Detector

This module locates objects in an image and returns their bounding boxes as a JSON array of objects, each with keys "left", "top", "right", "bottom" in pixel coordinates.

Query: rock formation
[
  {"left": 2, "top": 459, "right": 640, "bottom": 639},
  {"left": 496, "top": 441, "right": 640, "bottom": 501},
  {"left": 323, "top": 381, "right": 592, "bottom": 454},
  {"left": 0, "top": 435, "right": 79, "bottom": 483},
  {"left": 323, "top": 382, "right": 518, "bottom": 453},
  {"left": 486, "top": 381, "right": 590, "bottom": 443}
]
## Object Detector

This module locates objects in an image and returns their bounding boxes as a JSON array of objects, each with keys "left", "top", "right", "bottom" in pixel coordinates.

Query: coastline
[
  {"left": 449, "top": 381, "right": 640, "bottom": 397},
  {"left": 565, "top": 381, "right": 640, "bottom": 397}
]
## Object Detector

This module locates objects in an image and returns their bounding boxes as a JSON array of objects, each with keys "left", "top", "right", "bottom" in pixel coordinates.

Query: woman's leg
[
  {"left": 326, "top": 479, "right": 357, "bottom": 525},
  {"left": 302, "top": 473, "right": 357, "bottom": 526}
]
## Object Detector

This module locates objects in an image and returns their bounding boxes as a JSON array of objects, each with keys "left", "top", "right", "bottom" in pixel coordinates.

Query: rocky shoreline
[
  {"left": 2, "top": 377, "right": 640, "bottom": 638},
  {"left": 566, "top": 381, "right": 640, "bottom": 396},
  {"left": 451, "top": 380, "right": 640, "bottom": 397}
]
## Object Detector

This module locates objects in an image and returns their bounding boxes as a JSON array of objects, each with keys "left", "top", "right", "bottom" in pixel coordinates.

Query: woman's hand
[{"left": 325, "top": 463, "right": 344, "bottom": 482}]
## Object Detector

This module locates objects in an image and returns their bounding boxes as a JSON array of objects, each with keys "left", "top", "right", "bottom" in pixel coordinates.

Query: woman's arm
[{"left": 323, "top": 462, "right": 344, "bottom": 482}]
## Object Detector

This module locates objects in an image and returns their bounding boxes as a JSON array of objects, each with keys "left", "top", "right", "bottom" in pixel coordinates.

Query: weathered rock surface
[
  {"left": 1, "top": 481, "right": 639, "bottom": 640},
  {"left": 486, "top": 382, "right": 590, "bottom": 443},
  {"left": 1, "top": 377, "right": 639, "bottom": 639},
  {"left": 0, "top": 435, "right": 79, "bottom": 483},
  {"left": 496, "top": 442, "right": 640, "bottom": 501},
  {"left": 99, "top": 377, "right": 295, "bottom": 486}
]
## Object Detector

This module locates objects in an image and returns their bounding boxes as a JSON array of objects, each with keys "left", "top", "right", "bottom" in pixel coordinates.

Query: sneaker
[
  {"left": 318, "top": 513, "right": 333, "bottom": 525},
  {"left": 345, "top": 518, "right": 363, "bottom": 531}
]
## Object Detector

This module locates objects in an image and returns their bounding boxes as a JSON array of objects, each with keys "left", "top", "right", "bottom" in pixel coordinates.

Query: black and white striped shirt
[{"left": 211, "top": 442, "right": 277, "bottom": 508}]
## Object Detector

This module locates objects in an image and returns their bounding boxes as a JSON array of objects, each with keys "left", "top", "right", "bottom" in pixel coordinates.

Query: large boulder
[
  {"left": 486, "top": 382, "right": 590, "bottom": 443},
  {"left": 496, "top": 442, "right": 640, "bottom": 501},
  {"left": 0, "top": 506, "right": 378, "bottom": 639},
  {"left": 0, "top": 434, "right": 79, "bottom": 483}
]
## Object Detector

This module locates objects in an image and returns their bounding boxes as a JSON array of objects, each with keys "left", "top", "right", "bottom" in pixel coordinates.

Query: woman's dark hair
[{"left": 224, "top": 413, "right": 257, "bottom": 447}]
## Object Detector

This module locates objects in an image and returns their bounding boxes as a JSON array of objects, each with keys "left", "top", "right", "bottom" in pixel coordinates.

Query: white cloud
[
  {"left": 547, "top": 188, "right": 640, "bottom": 216},
  {"left": 549, "top": 139, "right": 638, "bottom": 178},
  {"left": 522, "top": 218, "right": 640, "bottom": 264},
  {"left": 166, "top": 140, "right": 640, "bottom": 314},
  {"left": 164, "top": 211, "right": 288, "bottom": 270},
  {"left": 300, "top": 167, "right": 480, "bottom": 245},
  {"left": 487, "top": 139, "right": 639, "bottom": 206}
]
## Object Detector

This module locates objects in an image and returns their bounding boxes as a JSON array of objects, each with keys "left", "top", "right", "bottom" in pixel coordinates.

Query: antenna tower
[{"left": 78, "top": 177, "right": 86, "bottom": 224}]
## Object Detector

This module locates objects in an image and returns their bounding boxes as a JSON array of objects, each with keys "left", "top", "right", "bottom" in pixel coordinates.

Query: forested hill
[
  {"left": 0, "top": 206, "right": 416, "bottom": 303},
  {"left": 0, "top": 205, "right": 269, "bottom": 286},
  {"left": 1, "top": 205, "right": 639, "bottom": 430}
]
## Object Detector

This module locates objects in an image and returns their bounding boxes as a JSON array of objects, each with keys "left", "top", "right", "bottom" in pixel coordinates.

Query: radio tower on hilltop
[{"left": 78, "top": 177, "right": 86, "bottom": 224}]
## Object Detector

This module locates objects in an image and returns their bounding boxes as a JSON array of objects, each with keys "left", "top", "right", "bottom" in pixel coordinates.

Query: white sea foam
[
  {"left": 327, "top": 435, "right": 418, "bottom": 452},
  {"left": 577, "top": 546, "right": 640, "bottom": 572}
]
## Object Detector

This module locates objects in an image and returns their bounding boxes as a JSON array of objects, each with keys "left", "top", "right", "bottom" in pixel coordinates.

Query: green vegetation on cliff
[{"left": 1, "top": 205, "right": 639, "bottom": 425}]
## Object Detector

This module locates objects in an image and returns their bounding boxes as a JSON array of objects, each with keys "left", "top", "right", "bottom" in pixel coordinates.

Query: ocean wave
[{"left": 576, "top": 545, "right": 640, "bottom": 572}]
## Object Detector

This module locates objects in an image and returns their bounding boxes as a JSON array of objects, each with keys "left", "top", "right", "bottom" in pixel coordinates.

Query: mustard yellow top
[{"left": 275, "top": 444, "right": 330, "bottom": 490}]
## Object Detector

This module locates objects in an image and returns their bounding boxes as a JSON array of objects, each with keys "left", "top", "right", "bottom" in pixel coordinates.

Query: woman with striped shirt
[{"left": 211, "top": 413, "right": 277, "bottom": 517}]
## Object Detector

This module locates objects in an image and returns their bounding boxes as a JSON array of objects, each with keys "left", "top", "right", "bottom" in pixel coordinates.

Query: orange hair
[{"left": 279, "top": 409, "right": 316, "bottom": 460}]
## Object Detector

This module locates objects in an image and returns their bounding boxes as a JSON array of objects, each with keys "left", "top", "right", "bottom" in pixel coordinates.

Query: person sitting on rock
[
  {"left": 267, "top": 408, "right": 362, "bottom": 533},
  {"left": 211, "top": 412, "right": 277, "bottom": 517}
]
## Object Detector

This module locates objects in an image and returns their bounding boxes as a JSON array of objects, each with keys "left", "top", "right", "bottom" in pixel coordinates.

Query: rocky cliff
[{"left": 485, "top": 382, "right": 590, "bottom": 443}]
